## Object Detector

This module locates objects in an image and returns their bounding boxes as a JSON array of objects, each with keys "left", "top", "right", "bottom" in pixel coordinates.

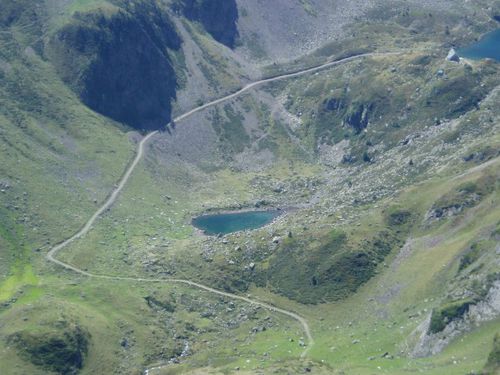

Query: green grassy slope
[
  {"left": 0, "top": 0, "right": 499, "bottom": 374},
  {"left": 0, "top": 1, "right": 135, "bottom": 305}
]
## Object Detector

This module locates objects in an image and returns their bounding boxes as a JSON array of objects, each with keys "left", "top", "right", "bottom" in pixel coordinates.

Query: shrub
[
  {"left": 386, "top": 209, "right": 412, "bottom": 226},
  {"left": 458, "top": 241, "right": 485, "bottom": 272},
  {"left": 428, "top": 300, "right": 474, "bottom": 334},
  {"left": 8, "top": 322, "right": 90, "bottom": 374}
]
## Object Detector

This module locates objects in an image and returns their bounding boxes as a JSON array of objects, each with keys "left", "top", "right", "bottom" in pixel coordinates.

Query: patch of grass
[
  {"left": 458, "top": 240, "right": 487, "bottom": 272},
  {"left": 8, "top": 321, "right": 90, "bottom": 374},
  {"left": 0, "top": 264, "right": 37, "bottom": 302},
  {"left": 484, "top": 333, "right": 500, "bottom": 375},
  {"left": 424, "top": 67, "right": 486, "bottom": 118},
  {"left": 145, "top": 295, "right": 176, "bottom": 313},
  {"left": 212, "top": 105, "right": 249, "bottom": 154},
  {"left": 432, "top": 173, "right": 498, "bottom": 217},
  {"left": 386, "top": 207, "right": 413, "bottom": 227},
  {"left": 462, "top": 144, "right": 500, "bottom": 164},
  {"left": 264, "top": 227, "right": 402, "bottom": 304}
]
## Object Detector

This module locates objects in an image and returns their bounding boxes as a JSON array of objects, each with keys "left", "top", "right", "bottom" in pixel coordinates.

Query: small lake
[
  {"left": 192, "top": 210, "right": 282, "bottom": 235},
  {"left": 458, "top": 29, "right": 500, "bottom": 62}
]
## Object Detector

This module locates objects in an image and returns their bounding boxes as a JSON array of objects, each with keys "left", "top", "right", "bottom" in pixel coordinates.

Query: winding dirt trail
[{"left": 46, "top": 51, "right": 401, "bottom": 370}]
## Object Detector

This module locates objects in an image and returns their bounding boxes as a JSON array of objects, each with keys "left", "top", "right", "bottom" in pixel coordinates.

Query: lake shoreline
[
  {"left": 190, "top": 205, "right": 298, "bottom": 236},
  {"left": 457, "top": 28, "right": 500, "bottom": 62}
]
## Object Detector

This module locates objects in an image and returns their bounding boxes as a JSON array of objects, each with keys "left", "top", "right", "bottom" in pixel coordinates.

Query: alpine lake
[
  {"left": 192, "top": 210, "right": 283, "bottom": 235},
  {"left": 458, "top": 28, "right": 500, "bottom": 62}
]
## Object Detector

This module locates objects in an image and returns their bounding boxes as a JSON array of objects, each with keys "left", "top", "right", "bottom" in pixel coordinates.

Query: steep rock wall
[
  {"left": 47, "top": 2, "right": 181, "bottom": 130},
  {"left": 173, "top": 0, "right": 239, "bottom": 48}
]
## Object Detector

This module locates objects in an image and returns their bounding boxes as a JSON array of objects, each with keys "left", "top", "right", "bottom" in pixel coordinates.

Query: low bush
[{"left": 428, "top": 299, "right": 474, "bottom": 334}]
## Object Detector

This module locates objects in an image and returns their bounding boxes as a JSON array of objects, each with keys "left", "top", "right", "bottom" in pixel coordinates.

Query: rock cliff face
[
  {"left": 47, "top": 2, "right": 181, "bottom": 130},
  {"left": 411, "top": 281, "right": 500, "bottom": 358},
  {"left": 173, "top": 0, "right": 239, "bottom": 48}
]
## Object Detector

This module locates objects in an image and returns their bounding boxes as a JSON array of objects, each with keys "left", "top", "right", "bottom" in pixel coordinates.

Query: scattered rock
[{"left": 120, "top": 338, "right": 129, "bottom": 348}]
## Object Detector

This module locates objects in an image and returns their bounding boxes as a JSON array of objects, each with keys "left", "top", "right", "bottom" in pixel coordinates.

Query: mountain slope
[
  {"left": 46, "top": 1, "right": 181, "bottom": 130},
  {"left": 0, "top": 0, "right": 499, "bottom": 374}
]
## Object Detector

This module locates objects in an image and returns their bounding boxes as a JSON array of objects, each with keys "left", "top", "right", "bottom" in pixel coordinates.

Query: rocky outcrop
[
  {"left": 410, "top": 281, "right": 500, "bottom": 358},
  {"left": 172, "top": 0, "right": 239, "bottom": 48},
  {"left": 315, "top": 96, "right": 376, "bottom": 147},
  {"left": 344, "top": 103, "right": 373, "bottom": 133},
  {"left": 322, "top": 97, "right": 345, "bottom": 112},
  {"left": 446, "top": 48, "right": 460, "bottom": 62},
  {"left": 47, "top": 2, "right": 181, "bottom": 130},
  {"left": 425, "top": 175, "right": 496, "bottom": 223}
]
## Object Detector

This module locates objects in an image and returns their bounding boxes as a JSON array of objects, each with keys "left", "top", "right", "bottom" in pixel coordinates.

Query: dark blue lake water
[
  {"left": 458, "top": 29, "right": 500, "bottom": 61},
  {"left": 192, "top": 210, "right": 282, "bottom": 235}
]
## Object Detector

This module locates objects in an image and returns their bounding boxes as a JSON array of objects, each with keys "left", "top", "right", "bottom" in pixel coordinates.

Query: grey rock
[{"left": 446, "top": 48, "right": 460, "bottom": 62}]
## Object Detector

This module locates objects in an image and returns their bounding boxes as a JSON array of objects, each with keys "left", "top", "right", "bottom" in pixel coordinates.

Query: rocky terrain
[
  {"left": 0, "top": 0, "right": 499, "bottom": 374},
  {"left": 47, "top": 1, "right": 181, "bottom": 130}
]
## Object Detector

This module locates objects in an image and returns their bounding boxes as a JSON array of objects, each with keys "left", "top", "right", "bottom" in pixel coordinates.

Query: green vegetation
[
  {"left": 459, "top": 241, "right": 487, "bottom": 272},
  {"left": 430, "top": 173, "right": 498, "bottom": 220},
  {"left": 484, "top": 333, "right": 500, "bottom": 375},
  {"left": 263, "top": 228, "right": 401, "bottom": 304},
  {"left": 144, "top": 295, "right": 176, "bottom": 313},
  {"left": 386, "top": 207, "right": 413, "bottom": 227},
  {"left": 8, "top": 322, "right": 90, "bottom": 374},
  {"left": 463, "top": 144, "right": 500, "bottom": 164},
  {"left": 0, "top": 264, "right": 37, "bottom": 303},
  {"left": 429, "top": 299, "right": 474, "bottom": 334},
  {"left": 0, "top": 0, "right": 499, "bottom": 374},
  {"left": 212, "top": 105, "right": 249, "bottom": 154}
]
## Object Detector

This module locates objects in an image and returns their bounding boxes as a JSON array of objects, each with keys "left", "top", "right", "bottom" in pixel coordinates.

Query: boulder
[{"left": 446, "top": 48, "right": 460, "bottom": 63}]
